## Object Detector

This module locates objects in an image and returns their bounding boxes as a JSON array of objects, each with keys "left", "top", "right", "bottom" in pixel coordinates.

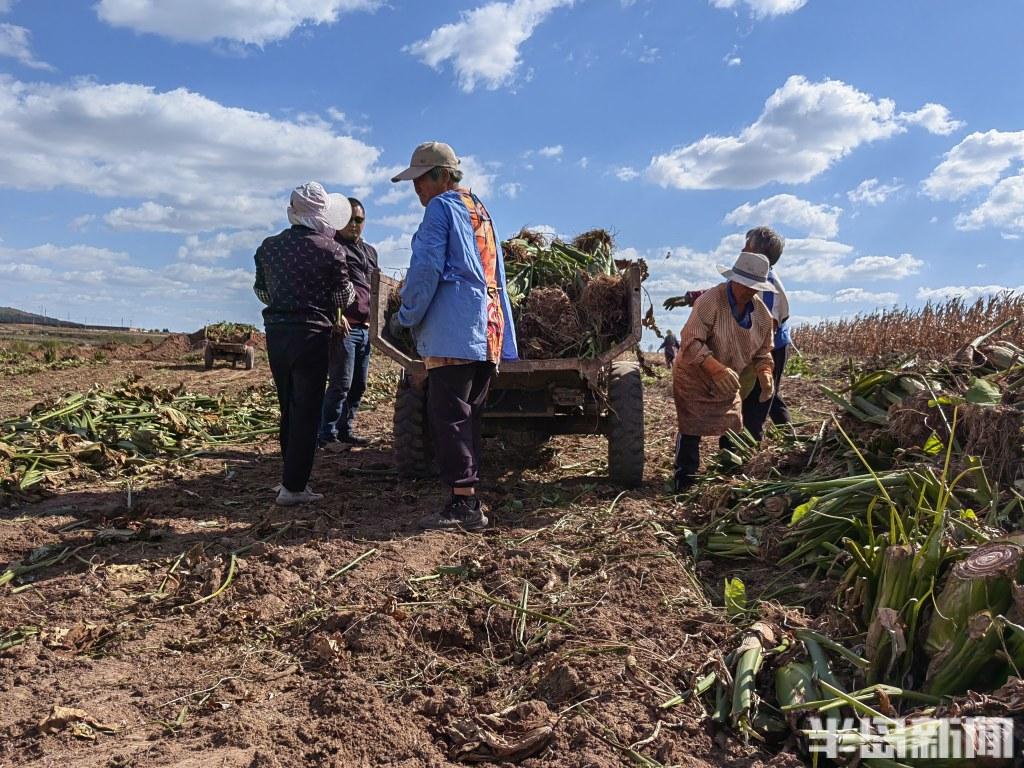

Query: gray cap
[{"left": 390, "top": 141, "right": 460, "bottom": 182}]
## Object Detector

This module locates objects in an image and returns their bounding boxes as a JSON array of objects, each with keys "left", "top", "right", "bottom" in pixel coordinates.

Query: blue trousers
[{"left": 319, "top": 326, "right": 371, "bottom": 441}]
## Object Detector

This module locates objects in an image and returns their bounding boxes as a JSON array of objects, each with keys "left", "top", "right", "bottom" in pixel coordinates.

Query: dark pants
[
  {"left": 664, "top": 349, "right": 676, "bottom": 368},
  {"left": 741, "top": 345, "right": 791, "bottom": 441},
  {"left": 674, "top": 434, "right": 731, "bottom": 490},
  {"left": 267, "top": 325, "right": 329, "bottom": 492},
  {"left": 319, "top": 326, "right": 371, "bottom": 441},
  {"left": 427, "top": 362, "right": 495, "bottom": 489}
]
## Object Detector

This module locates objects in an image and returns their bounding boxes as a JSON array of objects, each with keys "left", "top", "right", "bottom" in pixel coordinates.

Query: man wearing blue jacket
[{"left": 390, "top": 141, "right": 518, "bottom": 531}]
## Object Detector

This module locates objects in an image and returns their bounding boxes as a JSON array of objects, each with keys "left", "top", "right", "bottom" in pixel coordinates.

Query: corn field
[{"left": 794, "top": 294, "right": 1024, "bottom": 358}]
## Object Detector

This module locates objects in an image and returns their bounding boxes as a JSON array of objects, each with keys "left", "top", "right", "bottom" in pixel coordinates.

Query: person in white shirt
[{"left": 740, "top": 226, "right": 792, "bottom": 441}]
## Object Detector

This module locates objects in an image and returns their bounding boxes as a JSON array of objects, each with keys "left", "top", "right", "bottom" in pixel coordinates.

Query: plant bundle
[{"left": 501, "top": 228, "right": 641, "bottom": 359}]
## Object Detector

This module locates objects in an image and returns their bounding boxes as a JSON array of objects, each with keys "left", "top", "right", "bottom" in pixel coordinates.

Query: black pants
[
  {"left": 674, "top": 434, "right": 731, "bottom": 490},
  {"left": 741, "top": 345, "right": 791, "bottom": 442},
  {"left": 267, "top": 325, "right": 330, "bottom": 492},
  {"left": 427, "top": 362, "right": 495, "bottom": 489}
]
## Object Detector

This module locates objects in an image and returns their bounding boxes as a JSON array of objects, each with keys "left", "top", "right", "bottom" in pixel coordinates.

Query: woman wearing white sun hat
[
  {"left": 671, "top": 251, "right": 776, "bottom": 491},
  {"left": 254, "top": 182, "right": 354, "bottom": 506}
]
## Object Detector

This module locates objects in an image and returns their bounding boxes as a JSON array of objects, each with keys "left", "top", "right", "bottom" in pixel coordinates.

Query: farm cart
[
  {"left": 370, "top": 265, "right": 645, "bottom": 487},
  {"left": 202, "top": 326, "right": 257, "bottom": 370}
]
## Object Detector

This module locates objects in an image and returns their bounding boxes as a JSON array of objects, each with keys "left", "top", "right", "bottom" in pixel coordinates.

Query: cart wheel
[
  {"left": 393, "top": 374, "right": 435, "bottom": 478},
  {"left": 244, "top": 346, "right": 255, "bottom": 370},
  {"left": 607, "top": 361, "right": 644, "bottom": 487},
  {"left": 203, "top": 344, "right": 214, "bottom": 370}
]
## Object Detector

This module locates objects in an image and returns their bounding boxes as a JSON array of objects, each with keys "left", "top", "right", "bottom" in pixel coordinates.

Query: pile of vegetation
[
  {"left": 501, "top": 228, "right": 642, "bottom": 359},
  {"left": 679, "top": 321, "right": 1024, "bottom": 762},
  {"left": 0, "top": 382, "right": 279, "bottom": 495},
  {"left": 205, "top": 322, "right": 257, "bottom": 344}
]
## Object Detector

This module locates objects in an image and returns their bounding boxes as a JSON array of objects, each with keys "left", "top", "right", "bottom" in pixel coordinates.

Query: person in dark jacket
[
  {"left": 319, "top": 198, "right": 378, "bottom": 447},
  {"left": 254, "top": 182, "right": 354, "bottom": 506},
  {"left": 658, "top": 330, "right": 680, "bottom": 367}
]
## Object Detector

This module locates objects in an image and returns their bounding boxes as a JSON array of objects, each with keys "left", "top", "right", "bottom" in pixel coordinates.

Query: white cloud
[
  {"left": 615, "top": 166, "right": 640, "bottom": 181},
  {"left": 788, "top": 289, "right": 829, "bottom": 302},
  {"left": 709, "top": 0, "right": 808, "bottom": 18},
  {"left": 0, "top": 243, "right": 129, "bottom": 269},
  {"left": 898, "top": 103, "right": 964, "bottom": 136},
  {"left": 0, "top": 2, "right": 14, "bottom": 15},
  {"left": 371, "top": 234, "right": 413, "bottom": 273},
  {"left": 723, "top": 194, "right": 842, "bottom": 238},
  {"left": 375, "top": 212, "right": 423, "bottom": 233},
  {"left": 162, "top": 262, "right": 252, "bottom": 291},
  {"left": 0, "top": 77, "right": 381, "bottom": 235},
  {"left": 779, "top": 239, "right": 923, "bottom": 283},
  {"left": 922, "top": 129, "right": 1024, "bottom": 200},
  {"left": 922, "top": 130, "right": 1024, "bottom": 233},
  {"left": 105, "top": 197, "right": 284, "bottom": 234},
  {"left": 459, "top": 155, "right": 498, "bottom": 198},
  {"left": 833, "top": 287, "right": 898, "bottom": 305},
  {"left": 326, "top": 107, "right": 370, "bottom": 135},
  {"left": 405, "top": 0, "right": 574, "bottom": 92},
  {"left": 1002, "top": 233, "right": 1021, "bottom": 241},
  {"left": 954, "top": 172, "right": 1024, "bottom": 232},
  {"left": 375, "top": 183, "right": 416, "bottom": 206},
  {"left": 177, "top": 230, "right": 266, "bottom": 261},
  {"left": 0, "top": 23, "right": 53, "bottom": 70},
  {"left": 537, "top": 144, "right": 563, "bottom": 158},
  {"left": 500, "top": 182, "right": 523, "bottom": 199},
  {"left": 726, "top": 56, "right": 742, "bottom": 67},
  {"left": 647, "top": 76, "right": 959, "bottom": 190},
  {"left": 848, "top": 178, "right": 903, "bottom": 206},
  {"left": 95, "top": 0, "right": 381, "bottom": 45},
  {"left": 578, "top": 156, "right": 590, "bottom": 169},
  {"left": 917, "top": 285, "right": 1024, "bottom": 303}
]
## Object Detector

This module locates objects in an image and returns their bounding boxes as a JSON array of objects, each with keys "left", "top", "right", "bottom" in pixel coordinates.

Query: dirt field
[{"left": 0, "top": 334, "right": 834, "bottom": 768}]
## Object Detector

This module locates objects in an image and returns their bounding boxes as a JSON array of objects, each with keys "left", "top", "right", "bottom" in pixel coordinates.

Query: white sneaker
[{"left": 275, "top": 486, "right": 324, "bottom": 506}]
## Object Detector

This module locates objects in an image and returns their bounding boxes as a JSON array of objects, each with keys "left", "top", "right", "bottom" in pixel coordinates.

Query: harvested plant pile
[
  {"left": 682, "top": 321, "right": 1024, "bottom": 760},
  {"left": 0, "top": 383, "right": 279, "bottom": 495},
  {"left": 205, "top": 321, "right": 257, "bottom": 344},
  {"left": 502, "top": 228, "right": 639, "bottom": 359},
  {"left": 794, "top": 293, "right": 1024, "bottom": 359}
]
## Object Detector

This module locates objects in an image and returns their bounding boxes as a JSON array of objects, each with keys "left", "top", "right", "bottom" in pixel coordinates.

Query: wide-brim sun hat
[
  {"left": 289, "top": 182, "right": 352, "bottom": 232},
  {"left": 717, "top": 251, "right": 776, "bottom": 292},
  {"left": 326, "top": 193, "right": 353, "bottom": 230},
  {"left": 391, "top": 141, "right": 460, "bottom": 182}
]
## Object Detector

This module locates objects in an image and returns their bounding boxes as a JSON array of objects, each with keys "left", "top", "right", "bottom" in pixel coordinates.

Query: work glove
[
  {"left": 756, "top": 367, "right": 775, "bottom": 403},
  {"left": 387, "top": 312, "right": 405, "bottom": 339},
  {"left": 701, "top": 356, "right": 741, "bottom": 398}
]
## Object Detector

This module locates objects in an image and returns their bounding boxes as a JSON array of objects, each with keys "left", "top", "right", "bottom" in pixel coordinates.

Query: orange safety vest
[{"left": 457, "top": 190, "right": 504, "bottom": 363}]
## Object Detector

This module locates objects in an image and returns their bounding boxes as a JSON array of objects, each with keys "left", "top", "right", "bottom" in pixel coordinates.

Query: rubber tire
[
  {"left": 244, "top": 346, "right": 255, "bottom": 370},
  {"left": 393, "top": 374, "right": 435, "bottom": 478},
  {"left": 203, "top": 344, "right": 214, "bottom": 370},
  {"left": 607, "top": 361, "right": 644, "bottom": 487}
]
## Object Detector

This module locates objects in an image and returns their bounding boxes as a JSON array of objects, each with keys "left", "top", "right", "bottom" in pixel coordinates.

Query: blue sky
[{"left": 0, "top": 0, "right": 1021, "bottom": 335}]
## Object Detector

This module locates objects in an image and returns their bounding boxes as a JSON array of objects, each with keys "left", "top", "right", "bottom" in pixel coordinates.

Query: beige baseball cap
[{"left": 390, "top": 141, "right": 460, "bottom": 182}]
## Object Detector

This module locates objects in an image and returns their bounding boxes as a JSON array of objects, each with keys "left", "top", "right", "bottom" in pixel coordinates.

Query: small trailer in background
[
  {"left": 202, "top": 324, "right": 258, "bottom": 370},
  {"left": 370, "top": 265, "right": 645, "bottom": 487}
]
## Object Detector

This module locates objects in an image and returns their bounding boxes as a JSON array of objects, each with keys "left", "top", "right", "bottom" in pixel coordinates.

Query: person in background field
[
  {"left": 658, "top": 329, "right": 679, "bottom": 368},
  {"left": 389, "top": 141, "right": 518, "bottom": 531},
  {"left": 318, "top": 198, "right": 378, "bottom": 448},
  {"left": 671, "top": 252, "right": 775, "bottom": 491},
  {"left": 254, "top": 182, "right": 353, "bottom": 506},
  {"left": 740, "top": 226, "right": 792, "bottom": 441}
]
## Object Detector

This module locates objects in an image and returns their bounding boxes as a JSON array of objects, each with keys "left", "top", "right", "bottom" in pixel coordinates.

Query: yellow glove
[
  {"left": 757, "top": 366, "right": 775, "bottom": 403},
  {"left": 702, "top": 356, "right": 741, "bottom": 398}
]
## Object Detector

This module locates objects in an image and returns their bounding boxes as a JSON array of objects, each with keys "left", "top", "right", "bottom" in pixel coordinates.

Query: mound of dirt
[
  {"left": 142, "top": 333, "right": 193, "bottom": 361},
  {"left": 517, "top": 287, "right": 581, "bottom": 359}
]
